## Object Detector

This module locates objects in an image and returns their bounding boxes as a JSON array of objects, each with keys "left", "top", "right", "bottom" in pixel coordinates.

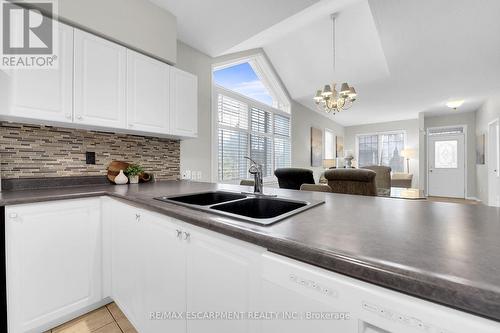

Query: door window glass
[{"left": 435, "top": 140, "right": 458, "bottom": 168}]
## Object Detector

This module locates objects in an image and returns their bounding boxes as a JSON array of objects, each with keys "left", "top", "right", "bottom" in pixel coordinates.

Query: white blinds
[{"left": 217, "top": 90, "right": 291, "bottom": 181}]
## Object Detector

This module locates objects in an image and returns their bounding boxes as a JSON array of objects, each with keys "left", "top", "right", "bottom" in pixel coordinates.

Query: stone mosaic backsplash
[{"left": 0, "top": 122, "right": 180, "bottom": 180}]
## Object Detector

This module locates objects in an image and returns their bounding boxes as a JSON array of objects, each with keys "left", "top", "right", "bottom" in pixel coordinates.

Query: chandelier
[{"left": 313, "top": 14, "right": 357, "bottom": 114}]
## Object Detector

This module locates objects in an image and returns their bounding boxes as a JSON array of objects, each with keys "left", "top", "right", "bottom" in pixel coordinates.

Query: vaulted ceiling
[{"left": 151, "top": 0, "right": 500, "bottom": 126}]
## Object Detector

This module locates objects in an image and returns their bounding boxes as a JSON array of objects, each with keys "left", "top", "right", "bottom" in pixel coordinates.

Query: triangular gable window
[{"left": 213, "top": 54, "right": 290, "bottom": 113}]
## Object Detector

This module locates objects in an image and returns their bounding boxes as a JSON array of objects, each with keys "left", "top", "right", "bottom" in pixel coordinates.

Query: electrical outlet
[
  {"left": 85, "top": 152, "right": 96, "bottom": 165},
  {"left": 182, "top": 170, "right": 192, "bottom": 180}
]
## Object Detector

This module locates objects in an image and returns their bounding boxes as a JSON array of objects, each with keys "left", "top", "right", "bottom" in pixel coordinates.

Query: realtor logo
[{"left": 1, "top": 0, "right": 58, "bottom": 68}]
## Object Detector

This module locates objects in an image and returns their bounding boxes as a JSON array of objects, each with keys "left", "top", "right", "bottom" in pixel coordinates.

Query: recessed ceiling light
[{"left": 446, "top": 100, "right": 464, "bottom": 109}]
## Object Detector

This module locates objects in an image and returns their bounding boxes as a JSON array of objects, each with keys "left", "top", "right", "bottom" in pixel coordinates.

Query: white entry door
[
  {"left": 428, "top": 132, "right": 465, "bottom": 198},
  {"left": 488, "top": 120, "right": 500, "bottom": 207}
]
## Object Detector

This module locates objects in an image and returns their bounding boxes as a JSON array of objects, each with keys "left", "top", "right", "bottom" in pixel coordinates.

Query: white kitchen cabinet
[
  {"left": 185, "top": 226, "right": 263, "bottom": 333},
  {"left": 74, "top": 29, "right": 127, "bottom": 129},
  {"left": 3, "top": 22, "right": 73, "bottom": 123},
  {"left": 169, "top": 67, "right": 198, "bottom": 137},
  {"left": 108, "top": 199, "right": 187, "bottom": 333},
  {"left": 5, "top": 198, "right": 102, "bottom": 333},
  {"left": 106, "top": 198, "right": 263, "bottom": 333},
  {"left": 126, "top": 50, "right": 171, "bottom": 134}
]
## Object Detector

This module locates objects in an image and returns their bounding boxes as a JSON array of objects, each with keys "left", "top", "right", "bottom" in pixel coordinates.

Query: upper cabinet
[
  {"left": 170, "top": 67, "right": 198, "bottom": 137},
  {"left": 0, "top": 21, "right": 198, "bottom": 139},
  {"left": 4, "top": 23, "right": 74, "bottom": 122},
  {"left": 126, "top": 50, "right": 170, "bottom": 134},
  {"left": 74, "top": 29, "right": 127, "bottom": 129}
]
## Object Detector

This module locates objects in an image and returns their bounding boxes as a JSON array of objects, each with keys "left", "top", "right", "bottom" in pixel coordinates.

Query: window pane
[
  {"left": 274, "top": 114, "right": 290, "bottom": 137},
  {"left": 251, "top": 107, "right": 271, "bottom": 134},
  {"left": 250, "top": 135, "right": 272, "bottom": 177},
  {"left": 218, "top": 94, "right": 248, "bottom": 129},
  {"left": 380, "top": 133, "right": 404, "bottom": 172},
  {"left": 435, "top": 140, "right": 458, "bottom": 168},
  {"left": 218, "top": 129, "right": 248, "bottom": 181},
  {"left": 274, "top": 137, "right": 291, "bottom": 169},
  {"left": 324, "top": 129, "right": 335, "bottom": 160},
  {"left": 358, "top": 135, "right": 379, "bottom": 167},
  {"left": 213, "top": 62, "right": 274, "bottom": 106}
]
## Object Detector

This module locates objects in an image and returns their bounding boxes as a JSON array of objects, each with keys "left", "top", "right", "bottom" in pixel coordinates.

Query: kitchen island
[{"left": 1, "top": 180, "right": 500, "bottom": 331}]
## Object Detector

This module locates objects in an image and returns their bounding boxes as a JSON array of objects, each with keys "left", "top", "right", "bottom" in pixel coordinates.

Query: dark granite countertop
[{"left": 1, "top": 180, "right": 500, "bottom": 322}]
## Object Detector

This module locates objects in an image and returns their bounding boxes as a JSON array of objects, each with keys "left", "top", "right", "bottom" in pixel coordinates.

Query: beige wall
[
  {"left": 291, "top": 103, "right": 344, "bottom": 182},
  {"left": 175, "top": 41, "right": 213, "bottom": 181},
  {"left": 344, "top": 119, "right": 420, "bottom": 187},
  {"left": 422, "top": 112, "right": 476, "bottom": 198},
  {"left": 27, "top": 0, "right": 177, "bottom": 64},
  {"left": 475, "top": 96, "right": 500, "bottom": 204}
]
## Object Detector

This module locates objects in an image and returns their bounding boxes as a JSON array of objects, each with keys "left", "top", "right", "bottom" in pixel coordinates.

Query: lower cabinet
[
  {"left": 5, "top": 198, "right": 102, "bottom": 333},
  {"left": 107, "top": 198, "right": 264, "bottom": 333},
  {"left": 185, "top": 224, "right": 263, "bottom": 333},
  {"left": 108, "top": 199, "right": 186, "bottom": 333}
]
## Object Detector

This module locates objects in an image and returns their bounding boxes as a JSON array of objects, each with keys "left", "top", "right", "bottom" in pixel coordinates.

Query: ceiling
[
  {"left": 152, "top": 0, "right": 500, "bottom": 126},
  {"left": 149, "top": 0, "right": 319, "bottom": 57}
]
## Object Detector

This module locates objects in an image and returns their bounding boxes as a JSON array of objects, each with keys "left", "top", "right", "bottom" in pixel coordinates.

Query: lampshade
[
  {"left": 314, "top": 90, "right": 323, "bottom": 101},
  {"left": 321, "top": 85, "right": 332, "bottom": 97},
  {"left": 348, "top": 87, "right": 357, "bottom": 97},
  {"left": 340, "top": 83, "right": 350, "bottom": 95},
  {"left": 323, "top": 159, "right": 336, "bottom": 169},
  {"left": 401, "top": 148, "right": 416, "bottom": 159}
]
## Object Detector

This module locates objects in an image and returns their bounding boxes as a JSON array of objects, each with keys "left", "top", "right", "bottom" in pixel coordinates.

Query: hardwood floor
[
  {"left": 427, "top": 196, "right": 480, "bottom": 205},
  {"left": 45, "top": 303, "right": 137, "bottom": 333}
]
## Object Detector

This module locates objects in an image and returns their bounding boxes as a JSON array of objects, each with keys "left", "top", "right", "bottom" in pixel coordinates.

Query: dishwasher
[{"left": 259, "top": 252, "right": 500, "bottom": 333}]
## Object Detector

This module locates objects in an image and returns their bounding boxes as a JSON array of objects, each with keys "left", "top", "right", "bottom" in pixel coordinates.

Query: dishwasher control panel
[{"left": 362, "top": 301, "right": 451, "bottom": 333}]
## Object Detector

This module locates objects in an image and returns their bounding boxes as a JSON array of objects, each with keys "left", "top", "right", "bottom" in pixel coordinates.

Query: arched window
[{"left": 213, "top": 54, "right": 291, "bottom": 182}]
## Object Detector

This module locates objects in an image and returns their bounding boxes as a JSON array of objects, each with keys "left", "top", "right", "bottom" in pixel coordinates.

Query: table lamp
[
  {"left": 400, "top": 148, "right": 416, "bottom": 173},
  {"left": 323, "top": 159, "right": 336, "bottom": 169}
]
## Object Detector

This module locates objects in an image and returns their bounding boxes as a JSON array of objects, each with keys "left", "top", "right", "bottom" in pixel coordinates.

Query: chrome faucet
[{"left": 244, "top": 156, "right": 263, "bottom": 194}]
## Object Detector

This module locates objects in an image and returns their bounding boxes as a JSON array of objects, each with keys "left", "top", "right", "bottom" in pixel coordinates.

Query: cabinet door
[
  {"left": 126, "top": 50, "right": 170, "bottom": 134},
  {"left": 6, "top": 22, "right": 73, "bottom": 122},
  {"left": 186, "top": 226, "right": 263, "bottom": 333},
  {"left": 109, "top": 201, "right": 142, "bottom": 329},
  {"left": 108, "top": 199, "right": 187, "bottom": 333},
  {"left": 5, "top": 198, "right": 102, "bottom": 333},
  {"left": 169, "top": 67, "right": 198, "bottom": 137},
  {"left": 74, "top": 29, "right": 126, "bottom": 128},
  {"left": 139, "top": 211, "right": 186, "bottom": 333}
]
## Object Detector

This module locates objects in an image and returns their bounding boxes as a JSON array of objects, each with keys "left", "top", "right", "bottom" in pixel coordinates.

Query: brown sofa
[
  {"left": 363, "top": 165, "right": 392, "bottom": 190},
  {"left": 323, "top": 168, "right": 377, "bottom": 196}
]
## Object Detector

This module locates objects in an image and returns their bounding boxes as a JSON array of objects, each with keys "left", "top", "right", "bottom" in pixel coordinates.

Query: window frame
[
  {"left": 355, "top": 130, "right": 407, "bottom": 171},
  {"left": 324, "top": 128, "right": 336, "bottom": 160},
  {"left": 212, "top": 85, "right": 292, "bottom": 183}
]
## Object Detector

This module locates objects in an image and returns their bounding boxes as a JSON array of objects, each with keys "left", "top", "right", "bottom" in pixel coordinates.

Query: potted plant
[{"left": 125, "top": 164, "right": 144, "bottom": 184}]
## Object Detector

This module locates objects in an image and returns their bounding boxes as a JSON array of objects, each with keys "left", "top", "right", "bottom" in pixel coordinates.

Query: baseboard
[
  {"left": 35, "top": 297, "right": 112, "bottom": 333},
  {"left": 465, "top": 196, "right": 481, "bottom": 202}
]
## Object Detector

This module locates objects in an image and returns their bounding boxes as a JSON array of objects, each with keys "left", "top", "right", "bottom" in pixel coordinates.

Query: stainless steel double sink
[{"left": 154, "top": 191, "right": 324, "bottom": 225}]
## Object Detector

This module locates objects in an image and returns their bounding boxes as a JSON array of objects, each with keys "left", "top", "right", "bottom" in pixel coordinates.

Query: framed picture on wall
[
  {"left": 336, "top": 136, "right": 344, "bottom": 158},
  {"left": 476, "top": 133, "right": 485, "bottom": 164},
  {"left": 311, "top": 127, "right": 323, "bottom": 167}
]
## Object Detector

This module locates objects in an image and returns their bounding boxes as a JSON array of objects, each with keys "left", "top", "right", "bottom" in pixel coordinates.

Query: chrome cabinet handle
[
  {"left": 9, "top": 212, "right": 18, "bottom": 219},
  {"left": 183, "top": 232, "right": 191, "bottom": 241},
  {"left": 135, "top": 213, "right": 141, "bottom": 222},
  {"left": 77, "top": 115, "right": 83, "bottom": 120},
  {"left": 176, "top": 229, "right": 182, "bottom": 239},
  {"left": 65, "top": 113, "right": 71, "bottom": 119}
]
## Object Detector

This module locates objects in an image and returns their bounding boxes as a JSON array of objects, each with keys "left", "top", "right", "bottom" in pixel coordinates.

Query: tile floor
[{"left": 45, "top": 302, "right": 137, "bottom": 333}]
